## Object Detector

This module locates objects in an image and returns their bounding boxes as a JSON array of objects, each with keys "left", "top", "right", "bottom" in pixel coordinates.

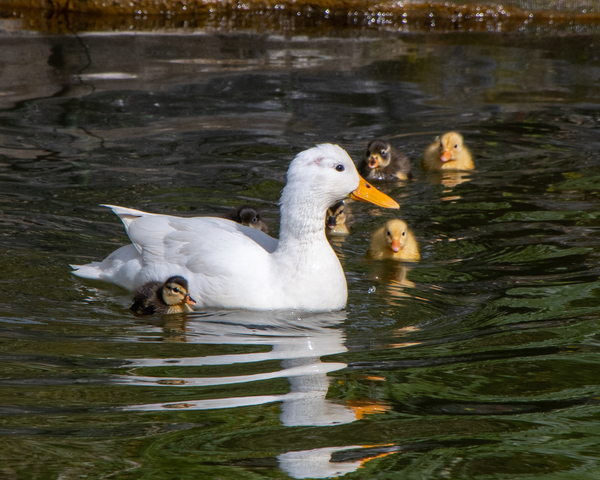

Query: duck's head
[
  {"left": 160, "top": 276, "right": 197, "bottom": 307},
  {"left": 236, "top": 206, "right": 269, "bottom": 233},
  {"left": 365, "top": 139, "right": 391, "bottom": 169},
  {"left": 326, "top": 200, "right": 347, "bottom": 229},
  {"left": 284, "top": 144, "right": 399, "bottom": 211},
  {"left": 437, "top": 132, "right": 465, "bottom": 163},
  {"left": 382, "top": 219, "right": 410, "bottom": 253}
]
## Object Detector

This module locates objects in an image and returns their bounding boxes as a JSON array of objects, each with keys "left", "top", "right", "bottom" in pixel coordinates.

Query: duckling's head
[
  {"left": 438, "top": 132, "right": 465, "bottom": 163},
  {"left": 160, "top": 276, "right": 197, "bottom": 307},
  {"left": 382, "top": 219, "right": 410, "bottom": 253},
  {"left": 236, "top": 206, "right": 269, "bottom": 233},
  {"left": 365, "top": 139, "right": 391, "bottom": 169},
  {"left": 326, "top": 200, "right": 347, "bottom": 230}
]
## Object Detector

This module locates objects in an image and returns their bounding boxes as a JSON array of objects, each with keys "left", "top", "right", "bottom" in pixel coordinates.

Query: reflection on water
[
  {"left": 2, "top": 27, "right": 600, "bottom": 479},
  {"left": 121, "top": 310, "right": 388, "bottom": 477},
  {"left": 122, "top": 311, "right": 357, "bottom": 426}
]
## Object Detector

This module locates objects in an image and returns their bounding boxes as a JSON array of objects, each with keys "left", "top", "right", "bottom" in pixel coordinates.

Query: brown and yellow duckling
[
  {"left": 325, "top": 200, "right": 351, "bottom": 236},
  {"left": 366, "top": 219, "right": 420, "bottom": 261},
  {"left": 227, "top": 206, "right": 269, "bottom": 234},
  {"left": 130, "top": 276, "right": 196, "bottom": 315},
  {"left": 422, "top": 131, "right": 474, "bottom": 171},
  {"left": 359, "top": 139, "right": 413, "bottom": 181}
]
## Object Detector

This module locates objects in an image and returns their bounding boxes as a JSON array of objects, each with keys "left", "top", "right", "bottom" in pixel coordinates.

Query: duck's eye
[
  {"left": 335, "top": 164, "right": 345, "bottom": 172},
  {"left": 380, "top": 150, "right": 386, "bottom": 155},
  {"left": 172, "top": 287, "right": 180, "bottom": 293},
  {"left": 387, "top": 231, "right": 391, "bottom": 236},
  {"left": 252, "top": 217, "right": 257, "bottom": 223},
  {"left": 402, "top": 231, "right": 406, "bottom": 236},
  {"left": 454, "top": 144, "right": 459, "bottom": 148}
]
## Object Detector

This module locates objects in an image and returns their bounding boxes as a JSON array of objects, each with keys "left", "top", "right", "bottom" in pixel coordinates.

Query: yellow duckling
[
  {"left": 422, "top": 132, "right": 474, "bottom": 171},
  {"left": 325, "top": 200, "right": 351, "bottom": 236},
  {"left": 366, "top": 219, "right": 420, "bottom": 261},
  {"left": 227, "top": 206, "right": 269, "bottom": 234},
  {"left": 359, "top": 139, "right": 412, "bottom": 181},
  {"left": 130, "top": 276, "right": 196, "bottom": 315}
]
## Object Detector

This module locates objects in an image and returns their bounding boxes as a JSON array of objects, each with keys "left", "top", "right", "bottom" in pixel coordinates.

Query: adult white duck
[{"left": 71, "top": 144, "right": 399, "bottom": 311}]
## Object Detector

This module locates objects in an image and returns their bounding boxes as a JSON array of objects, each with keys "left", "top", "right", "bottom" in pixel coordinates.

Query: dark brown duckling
[
  {"left": 130, "top": 276, "right": 196, "bottom": 315},
  {"left": 325, "top": 200, "right": 351, "bottom": 236},
  {"left": 227, "top": 206, "right": 269, "bottom": 234},
  {"left": 359, "top": 139, "right": 413, "bottom": 181}
]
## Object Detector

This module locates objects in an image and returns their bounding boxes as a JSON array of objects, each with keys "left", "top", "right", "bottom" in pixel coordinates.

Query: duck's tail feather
[
  {"left": 101, "top": 204, "right": 158, "bottom": 230},
  {"left": 70, "top": 245, "right": 142, "bottom": 290},
  {"left": 70, "top": 261, "right": 104, "bottom": 280}
]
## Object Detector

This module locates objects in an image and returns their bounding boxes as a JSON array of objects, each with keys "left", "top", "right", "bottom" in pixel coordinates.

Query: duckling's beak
[
  {"left": 391, "top": 239, "right": 401, "bottom": 252},
  {"left": 351, "top": 176, "right": 399, "bottom": 209},
  {"left": 368, "top": 156, "right": 379, "bottom": 168},
  {"left": 441, "top": 150, "right": 452, "bottom": 162},
  {"left": 327, "top": 215, "right": 337, "bottom": 228},
  {"left": 184, "top": 295, "right": 197, "bottom": 306}
]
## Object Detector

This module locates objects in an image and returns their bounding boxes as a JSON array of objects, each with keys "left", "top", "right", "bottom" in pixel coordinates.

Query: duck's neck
[{"left": 277, "top": 188, "right": 329, "bottom": 250}]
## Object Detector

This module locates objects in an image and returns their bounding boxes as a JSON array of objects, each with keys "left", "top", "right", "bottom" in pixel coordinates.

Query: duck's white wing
[{"left": 73, "top": 206, "right": 280, "bottom": 305}]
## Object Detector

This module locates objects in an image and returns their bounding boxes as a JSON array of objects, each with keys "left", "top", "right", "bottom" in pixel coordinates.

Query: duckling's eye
[
  {"left": 252, "top": 217, "right": 257, "bottom": 223},
  {"left": 387, "top": 231, "right": 391, "bottom": 236},
  {"left": 335, "top": 164, "right": 345, "bottom": 172},
  {"left": 380, "top": 150, "right": 386, "bottom": 155},
  {"left": 454, "top": 144, "right": 459, "bottom": 148},
  {"left": 172, "top": 287, "right": 180, "bottom": 293},
  {"left": 402, "top": 231, "right": 406, "bottom": 236}
]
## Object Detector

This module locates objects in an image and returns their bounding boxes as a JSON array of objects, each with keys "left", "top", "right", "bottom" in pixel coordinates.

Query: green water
[{"left": 2, "top": 30, "right": 600, "bottom": 478}]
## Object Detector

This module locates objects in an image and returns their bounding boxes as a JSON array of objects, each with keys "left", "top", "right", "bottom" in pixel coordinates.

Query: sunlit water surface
[{"left": 2, "top": 31, "right": 600, "bottom": 479}]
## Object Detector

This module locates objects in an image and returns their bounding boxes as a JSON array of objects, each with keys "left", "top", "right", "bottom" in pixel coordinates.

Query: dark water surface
[{"left": 2, "top": 29, "right": 600, "bottom": 479}]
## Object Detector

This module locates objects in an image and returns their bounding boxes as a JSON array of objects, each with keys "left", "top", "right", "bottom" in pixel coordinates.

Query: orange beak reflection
[{"left": 350, "top": 176, "right": 399, "bottom": 209}]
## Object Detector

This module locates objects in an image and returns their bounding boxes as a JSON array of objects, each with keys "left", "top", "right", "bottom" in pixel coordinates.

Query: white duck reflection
[
  {"left": 120, "top": 310, "right": 357, "bottom": 426},
  {"left": 279, "top": 444, "right": 399, "bottom": 479}
]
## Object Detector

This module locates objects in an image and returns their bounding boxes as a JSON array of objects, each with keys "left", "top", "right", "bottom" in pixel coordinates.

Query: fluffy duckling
[
  {"left": 422, "top": 131, "right": 474, "bottom": 171},
  {"left": 359, "top": 139, "right": 413, "bottom": 181},
  {"left": 130, "top": 276, "right": 196, "bottom": 315},
  {"left": 227, "top": 206, "right": 269, "bottom": 234},
  {"left": 366, "top": 219, "right": 420, "bottom": 261},
  {"left": 325, "top": 200, "right": 351, "bottom": 236}
]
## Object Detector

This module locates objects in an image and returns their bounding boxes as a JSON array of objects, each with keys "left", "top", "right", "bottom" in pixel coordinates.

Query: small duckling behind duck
[
  {"left": 130, "top": 276, "right": 197, "bottom": 315},
  {"left": 422, "top": 131, "right": 474, "bottom": 171},
  {"left": 227, "top": 206, "right": 269, "bottom": 233},
  {"left": 325, "top": 200, "right": 351, "bottom": 236},
  {"left": 366, "top": 219, "right": 420, "bottom": 261},
  {"left": 359, "top": 139, "right": 413, "bottom": 181}
]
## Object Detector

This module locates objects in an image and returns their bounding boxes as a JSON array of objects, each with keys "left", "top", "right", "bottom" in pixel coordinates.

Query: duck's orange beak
[
  {"left": 351, "top": 176, "right": 399, "bottom": 209},
  {"left": 184, "top": 295, "right": 197, "bottom": 306},
  {"left": 441, "top": 150, "right": 452, "bottom": 162},
  {"left": 391, "top": 239, "right": 401, "bottom": 252}
]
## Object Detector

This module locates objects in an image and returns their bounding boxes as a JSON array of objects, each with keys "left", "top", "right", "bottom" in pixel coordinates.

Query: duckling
[
  {"left": 130, "top": 276, "right": 196, "bottom": 315},
  {"left": 325, "top": 200, "right": 351, "bottom": 236},
  {"left": 227, "top": 206, "right": 269, "bottom": 234},
  {"left": 422, "top": 131, "right": 474, "bottom": 171},
  {"left": 359, "top": 139, "right": 413, "bottom": 181},
  {"left": 366, "top": 219, "right": 420, "bottom": 261}
]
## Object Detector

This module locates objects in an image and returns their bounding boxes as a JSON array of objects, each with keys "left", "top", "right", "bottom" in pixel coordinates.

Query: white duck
[{"left": 71, "top": 144, "right": 399, "bottom": 311}]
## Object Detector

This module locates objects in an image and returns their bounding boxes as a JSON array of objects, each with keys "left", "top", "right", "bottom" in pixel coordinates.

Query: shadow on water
[{"left": 3, "top": 20, "right": 600, "bottom": 480}]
